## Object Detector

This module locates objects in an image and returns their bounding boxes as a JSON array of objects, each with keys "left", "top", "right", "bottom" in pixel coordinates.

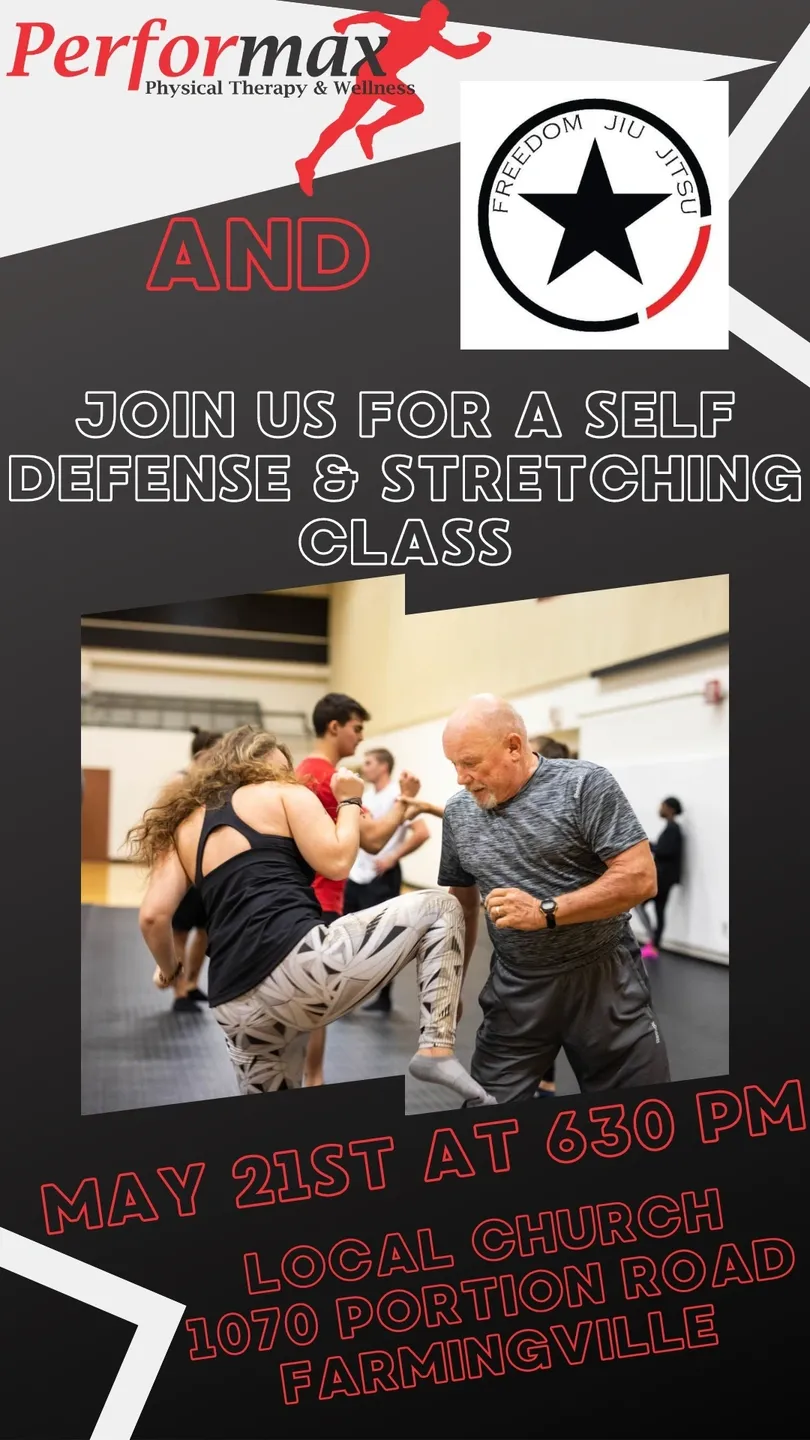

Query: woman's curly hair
[{"left": 126, "top": 725, "right": 298, "bottom": 870}]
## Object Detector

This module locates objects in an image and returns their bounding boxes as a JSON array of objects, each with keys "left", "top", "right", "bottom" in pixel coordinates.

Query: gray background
[{"left": 1, "top": 3, "right": 808, "bottom": 1437}]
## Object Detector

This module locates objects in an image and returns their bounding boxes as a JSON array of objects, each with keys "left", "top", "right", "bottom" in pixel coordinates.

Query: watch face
[{"left": 542, "top": 900, "right": 556, "bottom": 914}]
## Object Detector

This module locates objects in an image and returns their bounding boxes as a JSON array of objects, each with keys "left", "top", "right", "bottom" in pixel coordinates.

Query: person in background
[
  {"left": 403, "top": 799, "right": 446, "bottom": 820},
  {"left": 169, "top": 727, "right": 224, "bottom": 1010},
  {"left": 640, "top": 797, "right": 684, "bottom": 959},
  {"left": 345, "top": 747, "right": 430, "bottom": 1015},
  {"left": 295, "top": 695, "right": 422, "bottom": 1084},
  {"left": 534, "top": 737, "right": 570, "bottom": 760}
]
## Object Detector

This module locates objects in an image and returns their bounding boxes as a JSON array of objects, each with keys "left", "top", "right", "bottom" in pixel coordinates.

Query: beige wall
[
  {"left": 81, "top": 650, "right": 330, "bottom": 856},
  {"left": 329, "top": 574, "right": 729, "bottom": 734},
  {"left": 83, "top": 647, "right": 328, "bottom": 724}
]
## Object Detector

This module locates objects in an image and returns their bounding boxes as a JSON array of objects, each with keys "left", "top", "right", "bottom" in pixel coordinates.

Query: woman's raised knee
[{"left": 436, "top": 890, "right": 463, "bottom": 921}]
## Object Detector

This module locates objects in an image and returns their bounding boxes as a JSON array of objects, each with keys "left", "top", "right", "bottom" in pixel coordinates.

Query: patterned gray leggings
[{"left": 213, "top": 889, "right": 465, "bottom": 1094}]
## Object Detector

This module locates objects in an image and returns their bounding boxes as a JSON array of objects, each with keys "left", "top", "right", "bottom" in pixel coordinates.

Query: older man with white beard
[{"left": 437, "top": 695, "right": 670, "bottom": 1104}]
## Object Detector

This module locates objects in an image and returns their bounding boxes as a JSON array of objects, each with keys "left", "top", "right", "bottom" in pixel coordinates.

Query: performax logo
[{"left": 5, "top": 20, "right": 388, "bottom": 91}]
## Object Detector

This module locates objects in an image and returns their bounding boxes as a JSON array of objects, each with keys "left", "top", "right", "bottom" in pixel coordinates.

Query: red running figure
[{"left": 296, "top": 3, "right": 491, "bottom": 195}]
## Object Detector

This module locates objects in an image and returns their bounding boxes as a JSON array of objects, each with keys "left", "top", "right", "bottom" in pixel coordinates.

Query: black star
[{"left": 521, "top": 140, "right": 669, "bottom": 284}]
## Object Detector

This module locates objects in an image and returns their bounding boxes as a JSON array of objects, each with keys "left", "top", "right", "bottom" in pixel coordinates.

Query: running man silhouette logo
[{"left": 296, "top": 3, "right": 491, "bottom": 195}]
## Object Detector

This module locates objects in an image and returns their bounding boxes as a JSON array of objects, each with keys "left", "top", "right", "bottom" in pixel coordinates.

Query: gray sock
[{"left": 409, "top": 1053, "right": 497, "bottom": 1105}]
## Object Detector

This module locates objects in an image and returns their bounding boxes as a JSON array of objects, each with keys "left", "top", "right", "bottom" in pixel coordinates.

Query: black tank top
[{"left": 193, "top": 793, "right": 322, "bottom": 1006}]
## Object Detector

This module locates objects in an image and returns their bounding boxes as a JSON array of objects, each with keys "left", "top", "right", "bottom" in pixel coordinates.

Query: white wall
[
  {"left": 331, "top": 574, "right": 729, "bottom": 734},
  {"left": 361, "top": 648, "right": 729, "bottom": 962},
  {"left": 82, "top": 726, "right": 190, "bottom": 860},
  {"left": 81, "top": 648, "right": 331, "bottom": 857},
  {"left": 82, "top": 719, "right": 326, "bottom": 860},
  {"left": 578, "top": 658, "right": 729, "bottom": 963}
]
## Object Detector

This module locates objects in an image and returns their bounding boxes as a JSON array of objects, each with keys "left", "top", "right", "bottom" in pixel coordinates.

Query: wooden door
[{"left": 81, "top": 769, "right": 110, "bottom": 861}]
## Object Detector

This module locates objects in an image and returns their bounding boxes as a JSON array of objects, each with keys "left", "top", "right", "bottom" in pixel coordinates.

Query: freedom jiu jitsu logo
[
  {"left": 460, "top": 82, "right": 729, "bottom": 351},
  {"left": 480, "top": 100, "right": 712, "bottom": 332}
]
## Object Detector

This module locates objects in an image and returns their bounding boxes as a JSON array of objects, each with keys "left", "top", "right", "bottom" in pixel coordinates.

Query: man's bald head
[
  {"left": 443, "top": 694, "right": 535, "bottom": 808},
  {"left": 445, "top": 693, "right": 528, "bottom": 744}
]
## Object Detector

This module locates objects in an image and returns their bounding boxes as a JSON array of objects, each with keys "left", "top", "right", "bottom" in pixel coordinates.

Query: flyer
[{"left": 1, "top": 3, "right": 807, "bottom": 1437}]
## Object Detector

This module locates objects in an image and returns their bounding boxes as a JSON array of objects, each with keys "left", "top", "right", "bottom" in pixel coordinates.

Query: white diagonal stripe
[
  {"left": 728, "top": 21, "right": 810, "bottom": 385},
  {"left": 730, "top": 288, "right": 810, "bottom": 388},
  {"left": 0, "top": 1226, "right": 184, "bottom": 1440},
  {"left": 729, "top": 20, "right": 810, "bottom": 196}
]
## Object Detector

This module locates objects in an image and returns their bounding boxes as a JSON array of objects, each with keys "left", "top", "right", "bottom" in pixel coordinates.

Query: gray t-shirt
[{"left": 438, "top": 757, "right": 646, "bottom": 973}]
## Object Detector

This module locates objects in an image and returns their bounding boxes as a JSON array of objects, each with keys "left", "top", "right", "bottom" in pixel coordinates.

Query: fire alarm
[{"left": 704, "top": 679, "right": 724, "bottom": 704}]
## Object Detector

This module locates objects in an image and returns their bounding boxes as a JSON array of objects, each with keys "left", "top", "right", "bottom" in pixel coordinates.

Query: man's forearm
[
  {"left": 360, "top": 798, "right": 410, "bottom": 854},
  {"left": 405, "top": 800, "right": 444, "bottom": 820},
  {"left": 554, "top": 866, "right": 656, "bottom": 926},
  {"left": 487, "top": 844, "right": 655, "bottom": 935},
  {"left": 387, "top": 822, "right": 429, "bottom": 865},
  {"left": 387, "top": 839, "right": 416, "bottom": 864}
]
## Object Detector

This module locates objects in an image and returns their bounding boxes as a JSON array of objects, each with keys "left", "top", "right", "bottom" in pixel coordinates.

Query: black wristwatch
[{"left": 540, "top": 899, "right": 558, "bottom": 929}]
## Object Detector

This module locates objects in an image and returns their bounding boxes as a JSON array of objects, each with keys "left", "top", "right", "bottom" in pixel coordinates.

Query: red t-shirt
[{"left": 295, "top": 754, "right": 344, "bottom": 916}]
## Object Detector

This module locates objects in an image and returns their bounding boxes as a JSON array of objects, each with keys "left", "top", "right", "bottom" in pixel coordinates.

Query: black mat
[{"left": 81, "top": 905, "right": 729, "bottom": 1116}]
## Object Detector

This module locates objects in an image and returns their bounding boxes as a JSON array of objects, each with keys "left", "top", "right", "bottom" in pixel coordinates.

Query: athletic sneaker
[
  {"left": 640, "top": 944, "right": 659, "bottom": 959},
  {"left": 172, "top": 996, "right": 198, "bottom": 1012}
]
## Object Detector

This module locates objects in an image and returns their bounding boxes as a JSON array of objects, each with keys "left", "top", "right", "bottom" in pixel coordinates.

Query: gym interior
[{"left": 81, "top": 574, "right": 729, "bottom": 1115}]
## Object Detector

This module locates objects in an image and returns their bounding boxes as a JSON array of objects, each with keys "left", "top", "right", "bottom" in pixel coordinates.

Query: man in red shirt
[{"left": 296, "top": 692, "right": 420, "bottom": 1085}]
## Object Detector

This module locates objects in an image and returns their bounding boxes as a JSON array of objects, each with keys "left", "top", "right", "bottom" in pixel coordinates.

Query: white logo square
[{"left": 460, "top": 81, "right": 728, "bottom": 350}]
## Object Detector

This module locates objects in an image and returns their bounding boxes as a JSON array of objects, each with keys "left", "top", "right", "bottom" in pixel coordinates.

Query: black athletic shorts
[
  {"left": 470, "top": 935, "right": 670, "bottom": 1103},
  {"left": 344, "top": 865, "right": 402, "bottom": 915},
  {"left": 172, "top": 886, "right": 207, "bottom": 933}
]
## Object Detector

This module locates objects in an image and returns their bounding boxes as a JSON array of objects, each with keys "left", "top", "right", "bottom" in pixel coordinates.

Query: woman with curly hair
[{"left": 128, "top": 726, "right": 494, "bottom": 1105}]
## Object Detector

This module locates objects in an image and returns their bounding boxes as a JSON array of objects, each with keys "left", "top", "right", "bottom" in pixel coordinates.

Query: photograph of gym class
[{"left": 81, "top": 574, "right": 729, "bottom": 1116}]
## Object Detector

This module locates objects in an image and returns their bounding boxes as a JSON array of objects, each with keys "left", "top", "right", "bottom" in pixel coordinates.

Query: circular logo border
[{"left": 477, "top": 98, "right": 712, "bottom": 333}]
